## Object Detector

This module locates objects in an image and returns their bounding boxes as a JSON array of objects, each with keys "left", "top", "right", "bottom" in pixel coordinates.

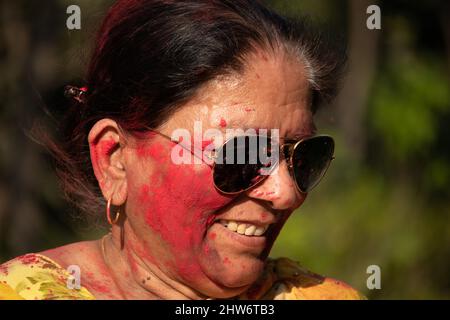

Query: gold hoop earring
[{"left": 106, "top": 198, "right": 120, "bottom": 225}]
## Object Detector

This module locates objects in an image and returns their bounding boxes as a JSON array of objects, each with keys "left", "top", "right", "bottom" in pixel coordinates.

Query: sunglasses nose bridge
[{"left": 280, "top": 142, "right": 294, "bottom": 168}]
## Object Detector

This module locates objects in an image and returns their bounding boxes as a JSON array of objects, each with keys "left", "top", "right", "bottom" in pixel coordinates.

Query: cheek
[{"left": 131, "top": 141, "right": 233, "bottom": 279}]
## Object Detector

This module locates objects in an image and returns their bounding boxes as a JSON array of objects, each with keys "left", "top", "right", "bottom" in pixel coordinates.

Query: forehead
[{"left": 160, "top": 50, "right": 315, "bottom": 139}]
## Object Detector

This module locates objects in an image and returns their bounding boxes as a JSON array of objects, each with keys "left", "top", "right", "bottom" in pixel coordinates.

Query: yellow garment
[
  {"left": 0, "top": 254, "right": 94, "bottom": 300},
  {"left": 236, "top": 257, "right": 365, "bottom": 300},
  {"left": 0, "top": 254, "right": 364, "bottom": 300}
]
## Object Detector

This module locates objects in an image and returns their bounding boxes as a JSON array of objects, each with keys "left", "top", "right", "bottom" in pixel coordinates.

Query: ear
[{"left": 88, "top": 119, "right": 127, "bottom": 206}]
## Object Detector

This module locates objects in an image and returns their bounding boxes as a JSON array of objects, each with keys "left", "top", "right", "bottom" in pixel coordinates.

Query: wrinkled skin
[{"left": 41, "top": 48, "right": 317, "bottom": 299}]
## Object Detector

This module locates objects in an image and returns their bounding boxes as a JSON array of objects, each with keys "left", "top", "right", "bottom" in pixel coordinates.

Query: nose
[{"left": 246, "top": 160, "right": 305, "bottom": 210}]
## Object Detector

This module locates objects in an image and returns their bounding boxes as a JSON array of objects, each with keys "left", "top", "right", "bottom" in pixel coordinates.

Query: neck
[{"left": 100, "top": 221, "right": 210, "bottom": 300}]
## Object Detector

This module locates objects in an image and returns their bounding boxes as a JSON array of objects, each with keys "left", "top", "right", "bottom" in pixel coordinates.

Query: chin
[{"left": 201, "top": 257, "right": 265, "bottom": 297}]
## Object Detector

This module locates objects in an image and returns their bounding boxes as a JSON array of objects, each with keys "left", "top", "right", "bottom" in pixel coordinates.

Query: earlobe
[{"left": 88, "top": 119, "right": 128, "bottom": 206}]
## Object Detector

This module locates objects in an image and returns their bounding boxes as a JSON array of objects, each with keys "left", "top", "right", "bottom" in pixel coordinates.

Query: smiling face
[{"left": 114, "top": 49, "right": 316, "bottom": 298}]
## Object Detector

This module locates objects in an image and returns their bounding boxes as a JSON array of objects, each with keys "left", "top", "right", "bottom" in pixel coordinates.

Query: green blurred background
[{"left": 0, "top": 0, "right": 449, "bottom": 299}]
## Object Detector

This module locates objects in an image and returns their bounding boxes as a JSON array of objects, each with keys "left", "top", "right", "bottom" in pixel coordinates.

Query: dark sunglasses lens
[
  {"left": 292, "top": 136, "right": 334, "bottom": 193},
  {"left": 213, "top": 136, "right": 274, "bottom": 193}
]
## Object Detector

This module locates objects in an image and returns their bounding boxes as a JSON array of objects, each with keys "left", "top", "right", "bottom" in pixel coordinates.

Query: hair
[{"left": 44, "top": 0, "right": 347, "bottom": 218}]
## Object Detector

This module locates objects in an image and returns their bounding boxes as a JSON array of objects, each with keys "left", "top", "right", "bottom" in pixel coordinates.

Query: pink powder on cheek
[
  {"left": 138, "top": 184, "right": 151, "bottom": 204},
  {"left": 136, "top": 142, "right": 168, "bottom": 163},
  {"left": 138, "top": 141, "right": 235, "bottom": 281}
]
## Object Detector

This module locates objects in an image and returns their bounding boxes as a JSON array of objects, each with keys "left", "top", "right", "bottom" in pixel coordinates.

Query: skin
[{"left": 41, "top": 48, "right": 317, "bottom": 299}]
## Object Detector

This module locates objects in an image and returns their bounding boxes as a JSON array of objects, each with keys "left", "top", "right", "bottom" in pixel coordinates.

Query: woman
[{"left": 0, "top": 0, "right": 363, "bottom": 300}]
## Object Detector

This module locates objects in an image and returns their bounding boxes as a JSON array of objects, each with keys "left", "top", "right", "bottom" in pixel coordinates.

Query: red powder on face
[
  {"left": 201, "top": 139, "right": 214, "bottom": 151},
  {"left": 208, "top": 232, "right": 217, "bottom": 240},
  {"left": 134, "top": 138, "right": 235, "bottom": 282},
  {"left": 138, "top": 184, "right": 151, "bottom": 204},
  {"left": 219, "top": 118, "right": 227, "bottom": 128},
  {"left": 223, "top": 257, "right": 231, "bottom": 265},
  {"left": 245, "top": 107, "right": 255, "bottom": 112},
  {"left": 136, "top": 142, "right": 167, "bottom": 163}
]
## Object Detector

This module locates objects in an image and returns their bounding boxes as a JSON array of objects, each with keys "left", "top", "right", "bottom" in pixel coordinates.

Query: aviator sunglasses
[{"left": 151, "top": 131, "right": 335, "bottom": 195}]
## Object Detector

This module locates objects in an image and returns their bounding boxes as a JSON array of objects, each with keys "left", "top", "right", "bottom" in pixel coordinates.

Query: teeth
[
  {"left": 228, "top": 221, "right": 238, "bottom": 232},
  {"left": 219, "top": 220, "right": 269, "bottom": 237},
  {"left": 245, "top": 225, "right": 256, "bottom": 236},
  {"left": 237, "top": 224, "right": 246, "bottom": 235},
  {"left": 254, "top": 226, "right": 265, "bottom": 236}
]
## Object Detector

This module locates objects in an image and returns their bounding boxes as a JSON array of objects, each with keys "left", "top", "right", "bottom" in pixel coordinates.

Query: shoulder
[
  {"left": 0, "top": 252, "right": 95, "bottom": 300},
  {"left": 39, "top": 240, "right": 101, "bottom": 266},
  {"left": 39, "top": 240, "right": 124, "bottom": 300},
  {"left": 241, "top": 257, "right": 366, "bottom": 300}
]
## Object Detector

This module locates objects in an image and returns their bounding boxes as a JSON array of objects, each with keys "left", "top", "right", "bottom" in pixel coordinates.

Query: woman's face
[{"left": 122, "top": 50, "right": 316, "bottom": 298}]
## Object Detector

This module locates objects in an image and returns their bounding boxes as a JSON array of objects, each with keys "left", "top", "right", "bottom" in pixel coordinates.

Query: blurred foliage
[
  {"left": 269, "top": 0, "right": 450, "bottom": 300},
  {"left": 1, "top": 0, "right": 449, "bottom": 299}
]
